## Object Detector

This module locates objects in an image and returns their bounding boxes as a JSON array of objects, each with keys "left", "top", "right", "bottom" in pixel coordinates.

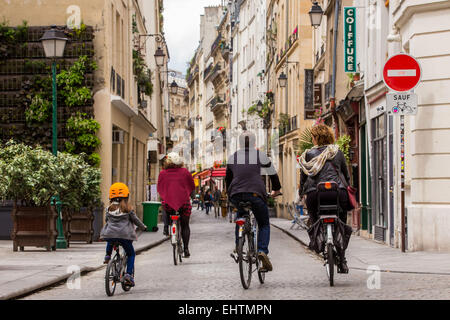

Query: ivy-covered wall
[{"left": 0, "top": 22, "right": 100, "bottom": 166}]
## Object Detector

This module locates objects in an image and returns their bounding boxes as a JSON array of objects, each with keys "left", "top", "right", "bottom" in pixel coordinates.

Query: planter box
[
  {"left": 0, "top": 203, "right": 13, "bottom": 240},
  {"left": 268, "top": 207, "right": 276, "bottom": 218},
  {"left": 11, "top": 204, "right": 58, "bottom": 252},
  {"left": 62, "top": 206, "right": 104, "bottom": 245}
]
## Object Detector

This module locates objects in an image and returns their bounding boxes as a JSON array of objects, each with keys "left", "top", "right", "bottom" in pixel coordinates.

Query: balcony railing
[
  {"left": 207, "top": 94, "right": 226, "bottom": 111},
  {"left": 204, "top": 63, "right": 213, "bottom": 80},
  {"left": 210, "top": 33, "right": 222, "bottom": 56}
]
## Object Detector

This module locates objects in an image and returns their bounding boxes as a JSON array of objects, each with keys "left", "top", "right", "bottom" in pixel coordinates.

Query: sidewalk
[
  {"left": 271, "top": 218, "right": 450, "bottom": 275},
  {"left": 0, "top": 223, "right": 168, "bottom": 300}
]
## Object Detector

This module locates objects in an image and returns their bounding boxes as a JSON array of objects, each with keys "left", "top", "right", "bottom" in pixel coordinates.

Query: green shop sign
[{"left": 344, "top": 7, "right": 356, "bottom": 73}]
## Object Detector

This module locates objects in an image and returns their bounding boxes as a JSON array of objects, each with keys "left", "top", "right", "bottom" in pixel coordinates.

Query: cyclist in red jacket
[{"left": 157, "top": 152, "right": 195, "bottom": 258}]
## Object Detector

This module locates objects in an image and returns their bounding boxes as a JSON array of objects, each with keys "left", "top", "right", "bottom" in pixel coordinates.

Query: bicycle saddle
[{"left": 238, "top": 201, "right": 252, "bottom": 211}]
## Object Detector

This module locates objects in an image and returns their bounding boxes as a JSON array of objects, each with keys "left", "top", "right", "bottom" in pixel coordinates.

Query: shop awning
[
  {"left": 346, "top": 82, "right": 364, "bottom": 101},
  {"left": 211, "top": 168, "right": 226, "bottom": 177},
  {"left": 198, "top": 170, "right": 211, "bottom": 179}
]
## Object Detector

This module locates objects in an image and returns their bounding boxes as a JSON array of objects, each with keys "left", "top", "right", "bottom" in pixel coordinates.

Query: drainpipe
[
  {"left": 330, "top": 0, "right": 341, "bottom": 138},
  {"left": 128, "top": 118, "right": 134, "bottom": 203}
]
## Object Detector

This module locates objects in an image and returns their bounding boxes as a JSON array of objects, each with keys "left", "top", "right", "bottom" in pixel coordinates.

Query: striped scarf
[{"left": 298, "top": 144, "right": 339, "bottom": 176}]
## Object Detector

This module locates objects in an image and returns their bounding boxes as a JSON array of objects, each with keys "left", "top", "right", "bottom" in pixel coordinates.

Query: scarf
[{"left": 298, "top": 144, "right": 339, "bottom": 176}]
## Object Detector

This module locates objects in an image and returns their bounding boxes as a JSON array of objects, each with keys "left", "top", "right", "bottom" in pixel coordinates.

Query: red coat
[{"left": 157, "top": 168, "right": 195, "bottom": 211}]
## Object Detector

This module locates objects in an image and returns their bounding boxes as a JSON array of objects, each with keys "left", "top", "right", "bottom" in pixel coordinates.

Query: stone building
[
  {"left": 266, "top": 0, "right": 314, "bottom": 218},
  {"left": 1, "top": 0, "right": 163, "bottom": 219}
]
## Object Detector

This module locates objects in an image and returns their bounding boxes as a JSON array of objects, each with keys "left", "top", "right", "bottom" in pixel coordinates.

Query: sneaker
[
  {"left": 123, "top": 273, "right": 135, "bottom": 287},
  {"left": 163, "top": 225, "right": 169, "bottom": 236},
  {"left": 103, "top": 255, "right": 111, "bottom": 264},
  {"left": 184, "top": 248, "right": 190, "bottom": 258},
  {"left": 257, "top": 252, "right": 273, "bottom": 272},
  {"left": 230, "top": 247, "right": 239, "bottom": 263}
]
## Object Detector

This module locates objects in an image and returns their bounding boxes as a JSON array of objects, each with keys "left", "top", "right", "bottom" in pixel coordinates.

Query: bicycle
[
  {"left": 287, "top": 201, "right": 310, "bottom": 230},
  {"left": 230, "top": 193, "right": 281, "bottom": 289},
  {"left": 316, "top": 181, "right": 342, "bottom": 287},
  {"left": 104, "top": 229, "right": 143, "bottom": 296},
  {"left": 170, "top": 211, "right": 183, "bottom": 265}
]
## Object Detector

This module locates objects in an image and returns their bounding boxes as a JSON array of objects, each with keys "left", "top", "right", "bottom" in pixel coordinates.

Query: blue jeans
[
  {"left": 230, "top": 193, "right": 270, "bottom": 254},
  {"left": 105, "top": 239, "right": 135, "bottom": 275}
]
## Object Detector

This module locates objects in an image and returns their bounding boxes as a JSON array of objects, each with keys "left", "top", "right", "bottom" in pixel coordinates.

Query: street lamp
[
  {"left": 170, "top": 80, "right": 178, "bottom": 94},
  {"left": 169, "top": 117, "right": 176, "bottom": 128},
  {"left": 309, "top": 2, "right": 324, "bottom": 28},
  {"left": 154, "top": 47, "right": 166, "bottom": 67},
  {"left": 278, "top": 72, "right": 287, "bottom": 88},
  {"left": 40, "top": 25, "right": 68, "bottom": 249}
]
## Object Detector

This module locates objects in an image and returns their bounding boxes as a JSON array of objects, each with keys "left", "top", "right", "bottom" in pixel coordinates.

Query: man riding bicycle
[{"left": 226, "top": 131, "right": 282, "bottom": 272}]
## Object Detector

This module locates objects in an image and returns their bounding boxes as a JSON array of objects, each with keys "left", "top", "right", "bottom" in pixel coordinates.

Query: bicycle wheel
[
  {"left": 177, "top": 220, "right": 183, "bottom": 263},
  {"left": 105, "top": 256, "right": 118, "bottom": 296},
  {"left": 326, "top": 243, "right": 334, "bottom": 287},
  {"left": 238, "top": 232, "right": 252, "bottom": 289},
  {"left": 172, "top": 243, "right": 178, "bottom": 265}
]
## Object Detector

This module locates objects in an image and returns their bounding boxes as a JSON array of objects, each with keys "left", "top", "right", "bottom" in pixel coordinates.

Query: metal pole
[
  {"left": 52, "top": 60, "right": 67, "bottom": 249},
  {"left": 330, "top": 0, "right": 341, "bottom": 137},
  {"left": 400, "top": 114, "right": 406, "bottom": 252}
]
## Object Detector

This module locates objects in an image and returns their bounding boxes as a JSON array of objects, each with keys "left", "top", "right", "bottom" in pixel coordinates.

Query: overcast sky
[{"left": 165, "top": 0, "right": 224, "bottom": 75}]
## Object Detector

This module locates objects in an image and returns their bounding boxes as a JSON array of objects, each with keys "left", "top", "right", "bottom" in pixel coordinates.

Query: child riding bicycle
[{"left": 100, "top": 182, "right": 147, "bottom": 287}]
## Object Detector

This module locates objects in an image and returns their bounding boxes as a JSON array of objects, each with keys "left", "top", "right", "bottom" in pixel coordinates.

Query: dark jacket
[
  {"left": 226, "top": 148, "right": 281, "bottom": 201},
  {"left": 299, "top": 145, "right": 350, "bottom": 196}
]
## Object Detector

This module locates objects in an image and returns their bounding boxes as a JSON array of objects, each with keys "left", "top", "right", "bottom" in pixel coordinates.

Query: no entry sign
[{"left": 383, "top": 53, "right": 422, "bottom": 92}]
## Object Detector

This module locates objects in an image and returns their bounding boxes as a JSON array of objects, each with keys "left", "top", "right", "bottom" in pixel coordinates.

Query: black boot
[
  {"left": 184, "top": 247, "right": 190, "bottom": 258},
  {"left": 338, "top": 255, "right": 349, "bottom": 273},
  {"left": 163, "top": 225, "right": 169, "bottom": 236}
]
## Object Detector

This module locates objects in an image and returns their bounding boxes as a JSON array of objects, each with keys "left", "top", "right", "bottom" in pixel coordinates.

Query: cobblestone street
[{"left": 23, "top": 209, "right": 450, "bottom": 300}]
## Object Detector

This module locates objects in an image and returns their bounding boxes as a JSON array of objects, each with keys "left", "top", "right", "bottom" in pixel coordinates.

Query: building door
[
  {"left": 359, "top": 123, "right": 372, "bottom": 232},
  {"left": 372, "top": 114, "right": 388, "bottom": 242}
]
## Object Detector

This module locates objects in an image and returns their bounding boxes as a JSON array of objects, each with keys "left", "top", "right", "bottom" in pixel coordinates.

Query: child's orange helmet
[{"left": 109, "top": 182, "right": 130, "bottom": 199}]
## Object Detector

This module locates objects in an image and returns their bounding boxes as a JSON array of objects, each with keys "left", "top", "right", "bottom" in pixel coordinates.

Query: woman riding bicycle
[
  {"left": 297, "top": 124, "right": 351, "bottom": 273},
  {"left": 157, "top": 152, "right": 195, "bottom": 258},
  {"left": 100, "top": 183, "right": 147, "bottom": 287}
]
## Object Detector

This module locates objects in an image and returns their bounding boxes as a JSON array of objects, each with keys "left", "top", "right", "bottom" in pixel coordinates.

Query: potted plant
[
  {"left": 267, "top": 196, "right": 276, "bottom": 218},
  {"left": 59, "top": 153, "right": 102, "bottom": 245},
  {"left": 0, "top": 141, "right": 62, "bottom": 251}
]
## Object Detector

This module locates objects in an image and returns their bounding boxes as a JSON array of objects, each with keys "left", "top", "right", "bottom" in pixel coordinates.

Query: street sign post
[{"left": 382, "top": 53, "right": 421, "bottom": 253}]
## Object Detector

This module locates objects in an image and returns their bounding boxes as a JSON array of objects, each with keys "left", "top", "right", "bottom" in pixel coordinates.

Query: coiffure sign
[{"left": 344, "top": 7, "right": 356, "bottom": 73}]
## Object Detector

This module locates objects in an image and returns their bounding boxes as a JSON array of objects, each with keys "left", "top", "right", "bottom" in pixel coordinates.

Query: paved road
[{"left": 23, "top": 209, "right": 450, "bottom": 300}]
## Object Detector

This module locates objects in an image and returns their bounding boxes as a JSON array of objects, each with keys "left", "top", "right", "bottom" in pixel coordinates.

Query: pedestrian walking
[
  {"left": 220, "top": 189, "right": 228, "bottom": 219},
  {"left": 204, "top": 190, "right": 212, "bottom": 215},
  {"left": 199, "top": 189, "right": 205, "bottom": 211},
  {"left": 213, "top": 186, "right": 221, "bottom": 218}
]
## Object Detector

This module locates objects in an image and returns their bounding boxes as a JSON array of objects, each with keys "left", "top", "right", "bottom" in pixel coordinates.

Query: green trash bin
[{"left": 142, "top": 201, "right": 161, "bottom": 232}]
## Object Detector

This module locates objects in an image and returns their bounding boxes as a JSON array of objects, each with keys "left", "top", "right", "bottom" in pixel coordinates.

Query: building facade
[{"left": 1, "top": 0, "right": 162, "bottom": 219}]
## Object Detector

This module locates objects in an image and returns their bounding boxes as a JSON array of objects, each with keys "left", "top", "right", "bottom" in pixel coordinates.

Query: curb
[
  {"left": 271, "top": 223, "right": 309, "bottom": 248},
  {"left": 3, "top": 236, "right": 170, "bottom": 300}
]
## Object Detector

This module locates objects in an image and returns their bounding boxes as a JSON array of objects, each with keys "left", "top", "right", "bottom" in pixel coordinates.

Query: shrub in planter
[{"left": 0, "top": 140, "right": 101, "bottom": 250}]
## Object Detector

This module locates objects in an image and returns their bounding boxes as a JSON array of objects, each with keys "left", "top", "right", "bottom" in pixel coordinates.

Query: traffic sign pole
[
  {"left": 383, "top": 53, "right": 421, "bottom": 253},
  {"left": 400, "top": 115, "right": 406, "bottom": 252}
]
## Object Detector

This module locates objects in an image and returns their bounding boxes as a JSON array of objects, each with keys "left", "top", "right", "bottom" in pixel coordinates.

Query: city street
[{"left": 22, "top": 209, "right": 450, "bottom": 300}]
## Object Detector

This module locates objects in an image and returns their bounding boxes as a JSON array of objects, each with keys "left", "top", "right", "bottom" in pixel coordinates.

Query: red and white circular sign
[{"left": 383, "top": 53, "right": 422, "bottom": 92}]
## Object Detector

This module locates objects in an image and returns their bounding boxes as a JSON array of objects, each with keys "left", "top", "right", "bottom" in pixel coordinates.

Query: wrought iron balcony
[{"left": 210, "top": 33, "right": 222, "bottom": 56}]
